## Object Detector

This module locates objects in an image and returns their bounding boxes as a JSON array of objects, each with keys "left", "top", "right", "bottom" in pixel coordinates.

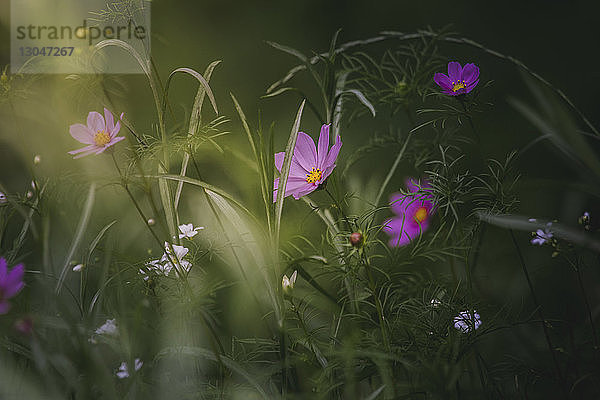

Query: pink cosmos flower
[
  {"left": 0, "top": 257, "right": 25, "bottom": 314},
  {"left": 273, "top": 124, "right": 342, "bottom": 201},
  {"left": 434, "top": 61, "right": 479, "bottom": 96},
  {"left": 68, "top": 108, "right": 125, "bottom": 159},
  {"left": 383, "top": 179, "right": 436, "bottom": 247}
]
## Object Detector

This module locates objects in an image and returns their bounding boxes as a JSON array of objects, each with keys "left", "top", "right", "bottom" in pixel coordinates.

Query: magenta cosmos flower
[
  {"left": 273, "top": 124, "right": 342, "bottom": 201},
  {"left": 383, "top": 179, "right": 436, "bottom": 247},
  {"left": 434, "top": 62, "right": 479, "bottom": 96},
  {"left": 0, "top": 258, "right": 25, "bottom": 314},
  {"left": 68, "top": 108, "right": 125, "bottom": 159}
]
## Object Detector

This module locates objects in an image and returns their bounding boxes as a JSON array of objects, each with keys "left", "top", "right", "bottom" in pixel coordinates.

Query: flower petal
[
  {"left": 390, "top": 193, "right": 408, "bottom": 215},
  {"left": 6, "top": 263, "right": 24, "bottom": 286},
  {"left": 274, "top": 177, "right": 312, "bottom": 202},
  {"left": 382, "top": 217, "right": 412, "bottom": 247},
  {"left": 323, "top": 135, "right": 342, "bottom": 169},
  {"left": 69, "top": 124, "right": 95, "bottom": 144},
  {"left": 293, "top": 132, "right": 318, "bottom": 171},
  {"left": 68, "top": 145, "right": 97, "bottom": 155},
  {"left": 465, "top": 79, "right": 479, "bottom": 93},
  {"left": 317, "top": 124, "right": 330, "bottom": 169},
  {"left": 104, "top": 108, "right": 115, "bottom": 132},
  {"left": 4, "top": 280, "right": 24, "bottom": 298},
  {"left": 320, "top": 163, "right": 336, "bottom": 182},
  {"left": 275, "top": 152, "right": 285, "bottom": 172},
  {"left": 112, "top": 112, "right": 124, "bottom": 138},
  {"left": 461, "top": 63, "right": 479, "bottom": 85},
  {"left": 72, "top": 147, "right": 101, "bottom": 159},
  {"left": 0, "top": 301, "right": 11, "bottom": 315},
  {"left": 433, "top": 73, "right": 452, "bottom": 91},
  {"left": 0, "top": 258, "right": 7, "bottom": 282},
  {"left": 447, "top": 62, "right": 462, "bottom": 83},
  {"left": 291, "top": 182, "right": 318, "bottom": 199},
  {"left": 87, "top": 111, "right": 105, "bottom": 133}
]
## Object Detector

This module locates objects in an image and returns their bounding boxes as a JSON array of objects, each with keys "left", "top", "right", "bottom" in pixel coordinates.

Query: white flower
[
  {"left": 161, "top": 243, "right": 192, "bottom": 274},
  {"left": 95, "top": 319, "right": 118, "bottom": 336},
  {"left": 282, "top": 270, "right": 298, "bottom": 292},
  {"left": 430, "top": 299, "right": 441, "bottom": 308},
  {"left": 33, "top": 155, "right": 41, "bottom": 165},
  {"left": 89, "top": 318, "right": 119, "bottom": 344},
  {"left": 73, "top": 264, "right": 83, "bottom": 272},
  {"left": 454, "top": 310, "right": 482, "bottom": 333},
  {"left": 116, "top": 358, "right": 143, "bottom": 379},
  {"left": 178, "top": 223, "right": 204, "bottom": 239},
  {"left": 141, "top": 243, "right": 192, "bottom": 280},
  {"left": 0, "top": 192, "right": 7, "bottom": 205}
]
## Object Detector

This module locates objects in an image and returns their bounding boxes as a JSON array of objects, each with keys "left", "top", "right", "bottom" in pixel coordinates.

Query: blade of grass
[
  {"left": 56, "top": 183, "right": 96, "bottom": 294},
  {"left": 274, "top": 100, "right": 306, "bottom": 248},
  {"left": 175, "top": 60, "right": 222, "bottom": 210}
]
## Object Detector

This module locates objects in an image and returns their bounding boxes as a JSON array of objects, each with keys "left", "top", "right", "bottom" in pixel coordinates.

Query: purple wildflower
[
  {"left": 531, "top": 222, "right": 553, "bottom": 245},
  {"left": 68, "top": 108, "right": 125, "bottom": 159},
  {"left": 273, "top": 124, "right": 342, "bottom": 201},
  {"left": 454, "top": 310, "right": 482, "bottom": 333},
  {"left": 383, "top": 179, "right": 436, "bottom": 247},
  {"left": 434, "top": 61, "right": 480, "bottom": 96},
  {"left": 0, "top": 258, "right": 25, "bottom": 314}
]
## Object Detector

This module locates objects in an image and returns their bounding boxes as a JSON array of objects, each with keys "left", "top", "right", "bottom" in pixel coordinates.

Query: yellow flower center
[
  {"left": 452, "top": 81, "right": 466, "bottom": 92},
  {"left": 306, "top": 168, "right": 323, "bottom": 184},
  {"left": 414, "top": 207, "right": 428, "bottom": 223},
  {"left": 94, "top": 131, "right": 111, "bottom": 146}
]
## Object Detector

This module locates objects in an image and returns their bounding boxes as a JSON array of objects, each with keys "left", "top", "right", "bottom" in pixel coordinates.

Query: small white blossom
[
  {"left": 430, "top": 299, "right": 441, "bottom": 308},
  {"left": 454, "top": 310, "right": 482, "bottom": 333},
  {"left": 0, "top": 192, "right": 7, "bottom": 205},
  {"left": 73, "top": 264, "right": 83, "bottom": 272},
  {"left": 89, "top": 318, "right": 119, "bottom": 344},
  {"left": 95, "top": 319, "right": 118, "bottom": 336},
  {"left": 178, "top": 223, "right": 204, "bottom": 239},
  {"left": 161, "top": 243, "right": 192, "bottom": 273},
  {"left": 116, "top": 358, "right": 143, "bottom": 379},
  {"left": 282, "top": 270, "right": 298, "bottom": 292},
  {"left": 140, "top": 242, "right": 192, "bottom": 280},
  {"left": 33, "top": 155, "right": 41, "bottom": 165}
]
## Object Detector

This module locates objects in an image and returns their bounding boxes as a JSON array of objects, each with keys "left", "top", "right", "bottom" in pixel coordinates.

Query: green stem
[
  {"left": 112, "top": 154, "right": 163, "bottom": 250},
  {"left": 362, "top": 253, "right": 390, "bottom": 352},
  {"left": 509, "top": 229, "right": 566, "bottom": 392},
  {"left": 567, "top": 253, "right": 599, "bottom": 349}
]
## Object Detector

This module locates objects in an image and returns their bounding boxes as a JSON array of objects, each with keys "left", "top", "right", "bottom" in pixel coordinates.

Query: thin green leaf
[
  {"left": 175, "top": 60, "right": 222, "bottom": 209},
  {"left": 339, "top": 89, "right": 376, "bottom": 117},
  {"left": 56, "top": 183, "right": 96, "bottom": 294},
  {"left": 274, "top": 100, "right": 306, "bottom": 245},
  {"left": 266, "top": 41, "right": 307, "bottom": 63}
]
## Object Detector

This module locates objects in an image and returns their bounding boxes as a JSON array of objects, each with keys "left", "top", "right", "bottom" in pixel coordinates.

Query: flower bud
[
  {"left": 282, "top": 270, "right": 298, "bottom": 293},
  {"left": 349, "top": 232, "right": 363, "bottom": 247},
  {"left": 14, "top": 316, "right": 33, "bottom": 336},
  {"left": 33, "top": 155, "right": 41, "bottom": 165},
  {"left": 147, "top": 218, "right": 155, "bottom": 226},
  {"left": 579, "top": 211, "right": 591, "bottom": 230}
]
